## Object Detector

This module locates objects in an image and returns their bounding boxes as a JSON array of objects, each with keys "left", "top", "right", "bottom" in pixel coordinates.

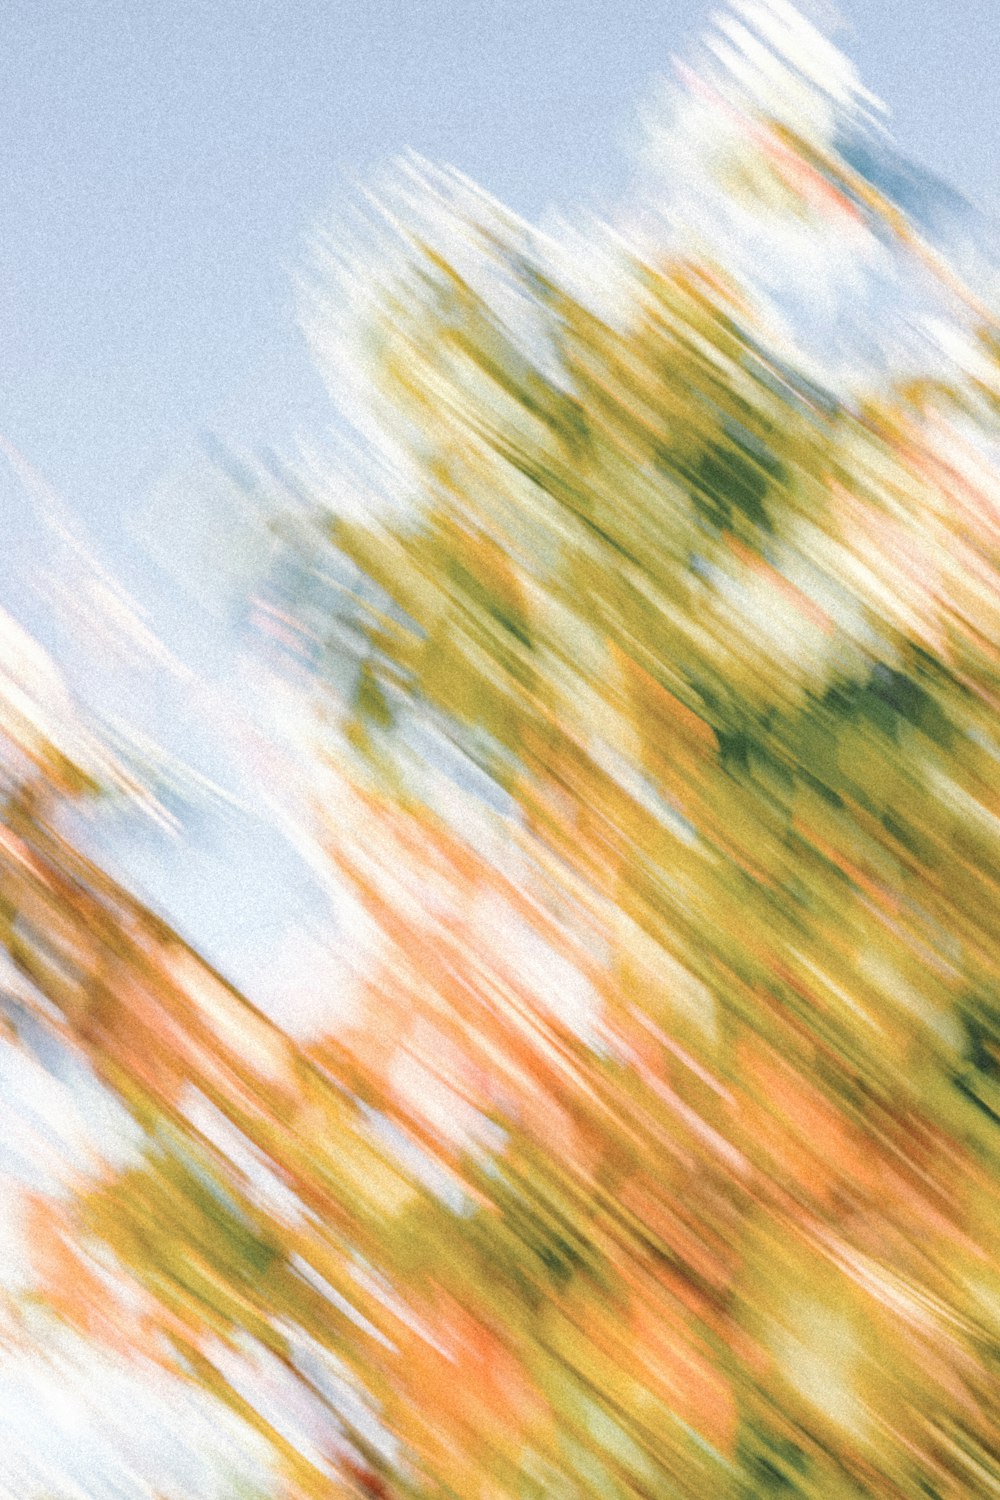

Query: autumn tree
[{"left": 9, "top": 4, "right": 1000, "bottom": 1499}]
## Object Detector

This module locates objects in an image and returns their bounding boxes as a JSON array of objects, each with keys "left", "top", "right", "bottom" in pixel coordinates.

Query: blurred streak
[{"left": 2, "top": 3, "right": 1000, "bottom": 1499}]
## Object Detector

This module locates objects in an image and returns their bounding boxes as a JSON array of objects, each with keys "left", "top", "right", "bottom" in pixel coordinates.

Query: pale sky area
[
  {"left": 0, "top": 0, "right": 996, "bottom": 541},
  {"left": 0, "top": 0, "right": 997, "bottom": 1019}
]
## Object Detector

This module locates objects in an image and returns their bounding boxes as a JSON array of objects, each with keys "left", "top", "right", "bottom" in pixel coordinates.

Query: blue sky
[{"left": 0, "top": 0, "right": 997, "bottom": 545}]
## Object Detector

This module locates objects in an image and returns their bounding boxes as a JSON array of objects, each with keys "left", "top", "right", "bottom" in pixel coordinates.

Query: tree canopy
[{"left": 4, "top": 3, "right": 1000, "bottom": 1498}]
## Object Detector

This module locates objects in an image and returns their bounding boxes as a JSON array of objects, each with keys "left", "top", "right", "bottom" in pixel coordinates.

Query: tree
[
  {"left": 280, "top": 5, "right": 1000, "bottom": 1494},
  {"left": 8, "top": 3, "right": 1000, "bottom": 1498}
]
